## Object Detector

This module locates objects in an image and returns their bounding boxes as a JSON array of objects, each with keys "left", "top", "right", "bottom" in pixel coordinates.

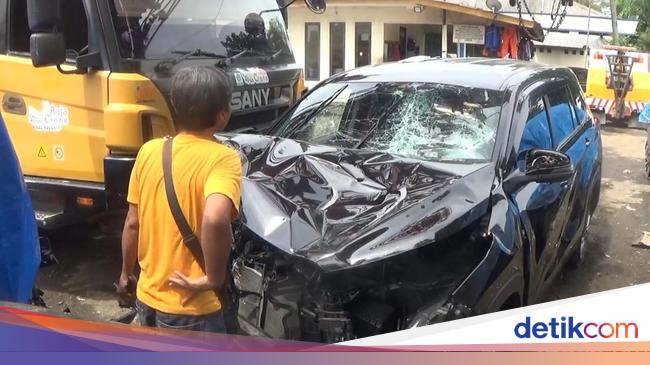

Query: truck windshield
[{"left": 110, "top": 0, "right": 293, "bottom": 61}]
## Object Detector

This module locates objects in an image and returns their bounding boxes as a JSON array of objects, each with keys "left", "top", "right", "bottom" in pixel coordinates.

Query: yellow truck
[
  {"left": 0, "top": 0, "right": 325, "bottom": 229},
  {"left": 585, "top": 45, "right": 650, "bottom": 125}
]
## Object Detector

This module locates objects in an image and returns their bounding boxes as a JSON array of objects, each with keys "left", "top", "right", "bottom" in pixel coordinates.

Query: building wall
[
  {"left": 288, "top": 5, "right": 590, "bottom": 86},
  {"left": 288, "top": 5, "right": 444, "bottom": 85},
  {"left": 534, "top": 47, "right": 588, "bottom": 68}
]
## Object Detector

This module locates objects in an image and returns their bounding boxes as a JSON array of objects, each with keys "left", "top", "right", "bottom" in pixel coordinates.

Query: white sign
[
  {"left": 453, "top": 25, "right": 485, "bottom": 45},
  {"left": 233, "top": 68, "right": 270, "bottom": 87},
  {"left": 27, "top": 101, "right": 70, "bottom": 132}
]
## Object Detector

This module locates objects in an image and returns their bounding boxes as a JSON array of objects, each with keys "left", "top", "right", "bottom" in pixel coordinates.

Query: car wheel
[{"left": 568, "top": 213, "right": 590, "bottom": 268}]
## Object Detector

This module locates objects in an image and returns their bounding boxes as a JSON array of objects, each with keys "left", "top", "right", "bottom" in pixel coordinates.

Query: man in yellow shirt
[{"left": 117, "top": 66, "right": 242, "bottom": 332}]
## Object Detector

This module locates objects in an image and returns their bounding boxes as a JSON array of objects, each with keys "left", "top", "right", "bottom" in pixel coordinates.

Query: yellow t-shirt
[{"left": 127, "top": 133, "right": 242, "bottom": 315}]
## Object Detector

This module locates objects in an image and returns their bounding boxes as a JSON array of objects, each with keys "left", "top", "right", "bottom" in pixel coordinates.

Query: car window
[
  {"left": 520, "top": 96, "right": 553, "bottom": 153},
  {"left": 546, "top": 86, "right": 577, "bottom": 147},
  {"left": 568, "top": 81, "right": 589, "bottom": 125}
]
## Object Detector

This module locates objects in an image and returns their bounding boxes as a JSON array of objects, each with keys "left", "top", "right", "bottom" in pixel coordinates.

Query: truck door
[{"left": 0, "top": 0, "right": 108, "bottom": 183}]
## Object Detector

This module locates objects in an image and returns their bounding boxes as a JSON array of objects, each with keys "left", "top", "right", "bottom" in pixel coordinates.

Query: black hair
[{"left": 170, "top": 66, "right": 233, "bottom": 132}]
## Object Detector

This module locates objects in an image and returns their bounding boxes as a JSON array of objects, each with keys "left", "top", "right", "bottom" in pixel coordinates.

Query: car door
[
  {"left": 552, "top": 79, "right": 599, "bottom": 265},
  {"left": 0, "top": 0, "right": 108, "bottom": 183},
  {"left": 507, "top": 86, "right": 575, "bottom": 303}
]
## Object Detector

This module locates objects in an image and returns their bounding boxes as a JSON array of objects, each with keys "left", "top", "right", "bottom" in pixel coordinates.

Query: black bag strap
[{"left": 162, "top": 137, "right": 206, "bottom": 273}]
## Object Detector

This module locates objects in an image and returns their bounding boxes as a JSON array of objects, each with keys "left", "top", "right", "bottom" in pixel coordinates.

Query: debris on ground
[
  {"left": 623, "top": 169, "right": 632, "bottom": 174},
  {"left": 625, "top": 204, "right": 637, "bottom": 211},
  {"left": 632, "top": 232, "right": 650, "bottom": 249}
]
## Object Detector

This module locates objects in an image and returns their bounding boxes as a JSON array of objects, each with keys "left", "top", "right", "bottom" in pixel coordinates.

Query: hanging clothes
[
  {"left": 500, "top": 27, "right": 519, "bottom": 59},
  {"left": 518, "top": 37, "right": 534, "bottom": 61},
  {"left": 483, "top": 24, "right": 502, "bottom": 57}
]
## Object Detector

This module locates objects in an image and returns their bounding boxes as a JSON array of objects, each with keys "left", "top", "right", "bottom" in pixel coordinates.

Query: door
[
  {"left": 508, "top": 89, "right": 575, "bottom": 302},
  {"left": 0, "top": 0, "right": 108, "bottom": 183},
  {"left": 549, "top": 81, "right": 599, "bottom": 266}
]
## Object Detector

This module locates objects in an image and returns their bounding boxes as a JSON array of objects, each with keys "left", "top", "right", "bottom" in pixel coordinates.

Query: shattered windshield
[
  {"left": 110, "top": 0, "right": 292, "bottom": 60},
  {"left": 274, "top": 82, "right": 503, "bottom": 163}
]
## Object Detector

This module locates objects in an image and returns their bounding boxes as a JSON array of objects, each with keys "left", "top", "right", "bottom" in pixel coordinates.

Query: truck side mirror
[
  {"left": 30, "top": 33, "right": 66, "bottom": 67},
  {"left": 27, "top": 0, "right": 66, "bottom": 68},
  {"left": 27, "top": 0, "right": 61, "bottom": 31},
  {"left": 305, "top": 0, "right": 326, "bottom": 14}
]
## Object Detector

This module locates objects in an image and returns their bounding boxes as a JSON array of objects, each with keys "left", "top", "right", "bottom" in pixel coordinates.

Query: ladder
[{"left": 605, "top": 45, "right": 636, "bottom": 119}]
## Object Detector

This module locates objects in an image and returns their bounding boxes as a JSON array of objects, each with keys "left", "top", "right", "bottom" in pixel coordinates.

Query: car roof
[{"left": 331, "top": 58, "right": 574, "bottom": 91}]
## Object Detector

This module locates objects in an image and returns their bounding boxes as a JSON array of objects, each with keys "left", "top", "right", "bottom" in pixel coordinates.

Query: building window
[
  {"left": 355, "top": 22, "right": 371, "bottom": 67},
  {"left": 330, "top": 22, "right": 345, "bottom": 76},
  {"left": 572, "top": 49, "right": 577, "bottom": 55},
  {"left": 580, "top": 50, "right": 585, "bottom": 55},
  {"left": 305, "top": 23, "right": 320, "bottom": 81},
  {"left": 564, "top": 49, "right": 569, "bottom": 54}
]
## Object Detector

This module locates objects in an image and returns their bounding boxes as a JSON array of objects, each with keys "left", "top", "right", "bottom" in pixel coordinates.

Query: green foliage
[{"left": 618, "top": 0, "right": 650, "bottom": 51}]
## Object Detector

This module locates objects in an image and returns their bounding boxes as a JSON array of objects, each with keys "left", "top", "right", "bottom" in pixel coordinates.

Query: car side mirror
[{"left": 504, "top": 149, "right": 574, "bottom": 192}]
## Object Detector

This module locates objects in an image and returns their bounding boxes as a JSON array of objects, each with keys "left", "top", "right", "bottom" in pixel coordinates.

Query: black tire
[{"left": 568, "top": 212, "right": 591, "bottom": 268}]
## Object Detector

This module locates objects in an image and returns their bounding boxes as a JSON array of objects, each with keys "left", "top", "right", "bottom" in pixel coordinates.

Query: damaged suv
[{"left": 220, "top": 58, "right": 602, "bottom": 342}]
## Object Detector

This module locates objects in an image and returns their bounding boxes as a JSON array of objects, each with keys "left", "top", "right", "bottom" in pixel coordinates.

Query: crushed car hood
[{"left": 219, "top": 134, "right": 496, "bottom": 271}]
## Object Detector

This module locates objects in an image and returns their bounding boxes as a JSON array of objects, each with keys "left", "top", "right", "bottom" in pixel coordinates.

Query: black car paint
[{"left": 224, "top": 58, "right": 601, "bottom": 342}]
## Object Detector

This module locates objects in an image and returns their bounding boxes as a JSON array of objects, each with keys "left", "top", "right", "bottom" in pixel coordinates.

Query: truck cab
[{"left": 0, "top": 0, "right": 324, "bottom": 229}]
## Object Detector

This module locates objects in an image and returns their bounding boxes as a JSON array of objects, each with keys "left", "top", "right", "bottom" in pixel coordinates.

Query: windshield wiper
[
  {"left": 283, "top": 85, "right": 349, "bottom": 137},
  {"left": 265, "top": 49, "right": 292, "bottom": 63},
  {"left": 215, "top": 49, "right": 267, "bottom": 68},
  {"left": 155, "top": 49, "right": 225, "bottom": 73},
  {"left": 353, "top": 96, "right": 405, "bottom": 149}
]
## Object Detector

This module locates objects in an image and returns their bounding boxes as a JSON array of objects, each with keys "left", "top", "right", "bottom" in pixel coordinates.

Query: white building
[
  {"left": 286, "top": 0, "right": 639, "bottom": 86},
  {"left": 286, "top": 0, "right": 543, "bottom": 86}
]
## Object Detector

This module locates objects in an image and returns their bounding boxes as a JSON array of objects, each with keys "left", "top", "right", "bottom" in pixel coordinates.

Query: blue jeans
[{"left": 135, "top": 300, "right": 226, "bottom": 333}]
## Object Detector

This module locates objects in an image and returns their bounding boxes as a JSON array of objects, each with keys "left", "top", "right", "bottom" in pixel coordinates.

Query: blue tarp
[
  {"left": 640, "top": 102, "right": 650, "bottom": 123},
  {"left": 0, "top": 113, "right": 40, "bottom": 303}
]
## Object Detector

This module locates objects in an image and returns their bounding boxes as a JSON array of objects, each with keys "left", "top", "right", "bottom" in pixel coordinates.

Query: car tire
[{"left": 568, "top": 213, "right": 590, "bottom": 268}]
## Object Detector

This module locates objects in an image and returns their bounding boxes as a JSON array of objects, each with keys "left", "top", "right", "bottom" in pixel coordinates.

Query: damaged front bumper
[{"left": 231, "top": 217, "right": 493, "bottom": 343}]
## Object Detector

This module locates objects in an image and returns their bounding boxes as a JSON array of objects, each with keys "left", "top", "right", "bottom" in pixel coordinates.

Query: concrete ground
[{"left": 34, "top": 127, "right": 650, "bottom": 322}]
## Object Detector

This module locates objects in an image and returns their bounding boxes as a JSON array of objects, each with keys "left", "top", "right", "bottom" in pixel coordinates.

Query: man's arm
[
  {"left": 117, "top": 204, "right": 139, "bottom": 306},
  {"left": 169, "top": 194, "right": 234, "bottom": 292},
  {"left": 199, "top": 194, "right": 234, "bottom": 290}
]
